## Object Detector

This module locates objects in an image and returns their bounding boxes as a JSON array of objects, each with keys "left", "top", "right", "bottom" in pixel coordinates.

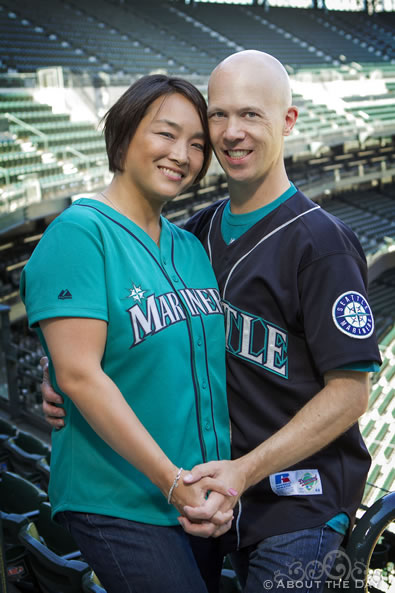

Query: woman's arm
[{"left": 40, "top": 316, "right": 232, "bottom": 518}]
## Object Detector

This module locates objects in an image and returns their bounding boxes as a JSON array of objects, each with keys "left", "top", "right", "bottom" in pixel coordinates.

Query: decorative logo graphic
[
  {"left": 270, "top": 469, "right": 322, "bottom": 496},
  {"left": 58, "top": 289, "right": 72, "bottom": 300},
  {"left": 332, "top": 291, "right": 374, "bottom": 339},
  {"left": 126, "top": 283, "right": 146, "bottom": 303},
  {"left": 299, "top": 472, "right": 318, "bottom": 492}
]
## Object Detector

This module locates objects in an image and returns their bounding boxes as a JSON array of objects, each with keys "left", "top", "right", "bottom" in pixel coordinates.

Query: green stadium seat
[
  {"left": 3, "top": 430, "right": 50, "bottom": 482},
  {"left": 18, "top": 520, "right": 105, "bottom": 593},
  {"left": 378, "top": 389, "right": 394, "bottom": 415},
  {"left": 362, "top": 419, "right": 375, "bottom": 438}
]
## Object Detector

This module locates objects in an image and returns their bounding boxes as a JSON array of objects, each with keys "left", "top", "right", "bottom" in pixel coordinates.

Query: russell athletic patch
[
  {"left": 270, "top": 470, "right": 323, "bottom": 496},
  {"left": 332, "top": 291, "right": 374, "bottom": 339}
]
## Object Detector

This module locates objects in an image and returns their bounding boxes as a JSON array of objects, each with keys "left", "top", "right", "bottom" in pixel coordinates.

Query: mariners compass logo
[
  {"left": 332, "top": 291, "right": 374, "bottom": 339},
  {"left": 126, "top": 283, "right": 146, "bottom": 303}
]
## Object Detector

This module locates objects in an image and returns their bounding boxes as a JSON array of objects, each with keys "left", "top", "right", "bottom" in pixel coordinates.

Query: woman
[{"left": 21, "top": 75, "right": 232, "bottom": 593}]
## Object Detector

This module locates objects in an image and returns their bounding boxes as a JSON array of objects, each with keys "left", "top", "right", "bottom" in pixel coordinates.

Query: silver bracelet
[{"left": 167, "top": 467, "right": 183, "bottom": 504}]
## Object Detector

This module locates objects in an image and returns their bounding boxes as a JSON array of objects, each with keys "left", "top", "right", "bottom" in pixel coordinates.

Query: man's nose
[{"left": 223, "top": 118, "right": 245, "bottom": 143}]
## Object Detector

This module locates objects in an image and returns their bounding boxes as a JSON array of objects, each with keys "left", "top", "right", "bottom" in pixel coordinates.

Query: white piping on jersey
[
  {"left": 235, "top": 498, "right": 242, "bottom": 550},
  {"left": 218, "top": 205, "right": 321, "bottom": 299},
  {"left": 207, "top": 202, "right": 225, "bottom": 265}
]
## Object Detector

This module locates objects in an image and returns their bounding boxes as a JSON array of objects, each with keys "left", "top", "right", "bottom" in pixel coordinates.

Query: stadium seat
[
  {"left": 0, "top": 417, "right": 17, "bottom": 471},
  {"left": 3, "top": 430, "right": 50, "bottom": 482},
  {"left": 35, "top": 451, "right": 50, "bottom": 491},
  {"left": 18, "top": 520, "right": 105, "bottom": 593},
  {"left": 35, "top": 501, "right": 80, "bottom": 559},
  {"left": 1, "top": 511, "right": 36, "bottom": 591},
  {"left": 0, "top": 471, "right": 47, "bottom": 516}
]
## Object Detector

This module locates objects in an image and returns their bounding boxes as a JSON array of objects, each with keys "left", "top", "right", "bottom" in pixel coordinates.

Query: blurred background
[{"left": 0, "top": 1, "right": 393, "bottom": 590}]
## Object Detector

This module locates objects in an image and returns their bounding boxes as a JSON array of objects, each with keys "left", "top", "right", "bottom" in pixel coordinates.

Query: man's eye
[
  {"left": 159, "top": 132, "right": 174, "bottom": 138},
  {"left": 210, "top": 112, "right": 225, "bottom": 119},
  {"left": 245, "top": 112, "right": 258, "bottom": 118}
]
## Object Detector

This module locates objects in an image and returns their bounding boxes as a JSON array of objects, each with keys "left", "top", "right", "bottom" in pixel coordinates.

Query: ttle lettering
[{"left": 222, "top": 300, "right": 288, "bottom": 378}]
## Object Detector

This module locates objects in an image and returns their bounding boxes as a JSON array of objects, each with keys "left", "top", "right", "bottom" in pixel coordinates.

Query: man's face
[{"left": 207, "top": 68, "right": 287, "bottom": 187}]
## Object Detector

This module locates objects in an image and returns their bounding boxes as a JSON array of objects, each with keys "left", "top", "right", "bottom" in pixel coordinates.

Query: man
[{"left": 41, "top": 51, "right": 381, "bottom": 592}]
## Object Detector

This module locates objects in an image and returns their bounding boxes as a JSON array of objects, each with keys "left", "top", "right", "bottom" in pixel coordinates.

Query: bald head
[
  {"left": 206, "top": 50, "right": 298, "bottom": 204},
  {"left": 209, "top": 50, "right": 292, "bottom": 110}
]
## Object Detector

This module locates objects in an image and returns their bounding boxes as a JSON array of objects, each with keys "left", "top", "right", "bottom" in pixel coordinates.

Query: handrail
[
  {"left": 345, "top": 491, "right": 395, "bottom": 592},
  {"left": 4, "top": 113, "right": 48, "bottom": 151}
]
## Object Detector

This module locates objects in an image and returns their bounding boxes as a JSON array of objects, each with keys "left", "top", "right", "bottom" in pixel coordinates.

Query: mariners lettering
[
  {"left": 127, "top": 288, "right": 222, "bottom": 347},
  {"left": 223, "top": 300, "right": 288, "bottom": 378}
]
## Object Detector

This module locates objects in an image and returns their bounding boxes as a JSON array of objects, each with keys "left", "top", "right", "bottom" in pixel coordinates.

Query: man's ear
[{"left": 283, "top": 106, "right": 298, "bottom": 136}]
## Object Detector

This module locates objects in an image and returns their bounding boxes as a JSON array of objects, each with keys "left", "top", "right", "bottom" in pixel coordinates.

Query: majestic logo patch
[
  {"left": 332, "top": 291, "right": 374, "bottom": 339},
  {"left": 58, "top": 289, "right": 72, "bottom": 300},
  {"left": 270, "top": 470, "right": 322, "bottom": 496}
]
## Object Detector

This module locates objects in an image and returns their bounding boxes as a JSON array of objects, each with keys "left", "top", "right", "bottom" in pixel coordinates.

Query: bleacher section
[
  {"left": 0, "top": 1, "right": 393, "bottom": 81},
  {"left": 0, "top": 90, "right": 107, "bottom": 213},
  {"left": 360, "top": 324, "right": 395, "bottom": 506},
  {"left": 320, "top": 187, "right": 395, "bottom": 256}
]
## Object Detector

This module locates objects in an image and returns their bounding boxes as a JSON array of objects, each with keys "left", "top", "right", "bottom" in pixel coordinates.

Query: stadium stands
[
  {"left": 0, "top": 2, "right": 393, "bottom": 589},
  {"left": 0, "top": 90, "right": 107, "bottom": 211}
]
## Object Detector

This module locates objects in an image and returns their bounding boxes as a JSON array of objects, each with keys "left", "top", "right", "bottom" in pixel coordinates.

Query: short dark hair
[{"left": 103, "top": 75, "right": 211, "bottom": 184}]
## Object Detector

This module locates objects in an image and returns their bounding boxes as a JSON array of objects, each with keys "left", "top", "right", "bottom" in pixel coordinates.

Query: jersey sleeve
[
  {"left": 21, "top": 219, "right": 108, "bottom": 327},
  {"left": 298, "top": 252, "right": 381, "bottom": 374}
]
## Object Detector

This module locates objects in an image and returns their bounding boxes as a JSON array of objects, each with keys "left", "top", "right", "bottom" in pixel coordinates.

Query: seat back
[
  {"left": 18, "top": 521, "right": 90, "bottom": 593},
  {"left": 36, "top": 502, "right": 80, "bottom": 558},
  {"left": 35, "top": 452, "right": 50, "bottom": 491},
  {"left": 0, "top": 418, "right": 17, "bottom": 441},
  {"left": 0, "top": 471, "right": 47, "bottom": 515},
  {"left": 0, "top": 418, "right": 17, "bottom": 471},
  {"left": 4, "top": 431, "right": 50, "bottom": 482},
  {"left": 1, "top": 512, "right": 36, "bottom": 589}
]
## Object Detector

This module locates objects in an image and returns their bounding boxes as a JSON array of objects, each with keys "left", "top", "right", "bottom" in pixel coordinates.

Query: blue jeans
[
  {"left": 230, "top": 525, "right": 344, "bottom": 593},
  {"left": 57, "top": 511, "right": 211, "bottom": 593}
]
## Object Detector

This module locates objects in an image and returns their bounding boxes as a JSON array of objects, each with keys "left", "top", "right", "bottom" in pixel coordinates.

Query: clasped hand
[
  {"left": 40, "top": 357, "right": 241, "bottom": 538},
  {"left": 175, "top": 460, "right": 245, "bottom": 538}
]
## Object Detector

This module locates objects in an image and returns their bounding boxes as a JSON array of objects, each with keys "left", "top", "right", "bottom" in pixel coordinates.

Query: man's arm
[
  {"left": 179, "top": 370, "right": 369, "bottom": 532},
  {"left": 40, "top": 317, "right": 234, "bottom": 520}
]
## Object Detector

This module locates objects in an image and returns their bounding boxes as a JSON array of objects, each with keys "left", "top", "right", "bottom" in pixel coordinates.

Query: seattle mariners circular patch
[{"left": 332, "top": 291, "right": 374, "bottom": 339}]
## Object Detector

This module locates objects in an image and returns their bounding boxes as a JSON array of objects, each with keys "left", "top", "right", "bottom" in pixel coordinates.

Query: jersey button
[
  {"left": 162, "top": 257, "right": 167, "bottom": 265},
  {"left": 172, "top": 276, "right": 179, "bottom": 283},
  {"left": 202, "top": 380, "right": 207, "bottom": 389},
  {"left": 204, "top": 421, "right": 211, "bottom": 431},
  {"left": 197, "top": 338, "right": 202, "bottom": 347}
]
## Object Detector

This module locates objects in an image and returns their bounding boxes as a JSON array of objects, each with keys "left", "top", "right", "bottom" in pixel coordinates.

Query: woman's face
[{"left": 121, "top": 92, "right": 206, "bottom": 205}]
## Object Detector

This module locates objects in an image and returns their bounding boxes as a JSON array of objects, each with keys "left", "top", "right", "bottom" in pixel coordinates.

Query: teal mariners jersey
[{"left": 21, "top": 198, "right": 230, "bottom": 526}]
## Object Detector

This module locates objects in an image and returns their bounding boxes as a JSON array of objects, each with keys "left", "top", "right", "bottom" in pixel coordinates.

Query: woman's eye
[
  {"left": 159, "top": 132, "right": 174, "bottom": 138},
  {"left": 192, "top": 143, "right": 204, "bottom": 151}
]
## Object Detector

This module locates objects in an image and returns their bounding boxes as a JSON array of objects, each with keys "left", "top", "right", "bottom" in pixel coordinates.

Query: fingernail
[
  {"left": 183, "top": 473, "right": 193, "bottom": 481},
  {"left": 228, "top": 488, "right": 238, "bottom": 496}
]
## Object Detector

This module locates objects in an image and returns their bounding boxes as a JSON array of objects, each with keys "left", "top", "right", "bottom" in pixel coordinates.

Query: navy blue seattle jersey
[{"left": 185, "top": 188, "right": 381, "bottom": 552}]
